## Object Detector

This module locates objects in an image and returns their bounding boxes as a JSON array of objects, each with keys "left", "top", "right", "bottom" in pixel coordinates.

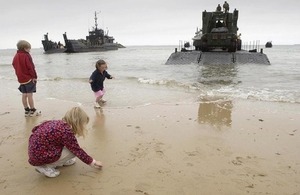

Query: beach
[
  {"left": 0, "top": 96, "right": 299, "bottom": 195},
  {"left": 1, "top": 45, "right": 300, "bottom": 194}
]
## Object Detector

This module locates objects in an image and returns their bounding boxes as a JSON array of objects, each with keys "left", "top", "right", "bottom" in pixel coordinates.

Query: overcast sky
[{"left": 1, "top": 0, "right": 299, "bottom": 49}]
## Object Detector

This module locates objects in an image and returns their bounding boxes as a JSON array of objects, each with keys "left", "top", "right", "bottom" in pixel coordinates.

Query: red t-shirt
[{"left": 12, "top": 50, "right": 37, "bottom": 83}]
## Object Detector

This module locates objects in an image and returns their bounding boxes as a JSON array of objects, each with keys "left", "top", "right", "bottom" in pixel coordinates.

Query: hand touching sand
[{"left": 90, "top": 160, "right": 103, "bottom": 169}]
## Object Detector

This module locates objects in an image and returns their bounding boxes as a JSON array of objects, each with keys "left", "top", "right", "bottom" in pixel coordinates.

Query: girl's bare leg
[{"left": 96, "top": 95, "right": 103, "bottom": 103}]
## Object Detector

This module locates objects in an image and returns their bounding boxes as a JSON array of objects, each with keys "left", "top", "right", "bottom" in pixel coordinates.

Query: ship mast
[{"left": 94, "top": 11, "right": 100, "bottom": 30}]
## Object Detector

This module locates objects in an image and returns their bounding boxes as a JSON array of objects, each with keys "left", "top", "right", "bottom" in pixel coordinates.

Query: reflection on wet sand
[
  {"left": 92, "top": 108, "right": 105, "bottom": 131},
  {"left": 25, "top": 116, "right": 40, "bottom": 135},
  {"left": 198, "top": 98, "right": 232, "bottom": 129},
  {"left": 198, "top": 64, "right": 238, "bottom": 85}
]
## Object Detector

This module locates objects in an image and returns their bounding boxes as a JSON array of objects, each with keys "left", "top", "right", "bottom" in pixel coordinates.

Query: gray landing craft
[
  {"left": 42, "top": 12, "right": 125, "bottom": 54},
  {"left": 165, "top": 3, "right": 270, "bottom": 65}
]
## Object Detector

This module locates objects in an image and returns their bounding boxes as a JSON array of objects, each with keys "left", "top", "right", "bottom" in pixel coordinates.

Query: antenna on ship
[{"left": 94, "top": 11, "right": 100, "bottom": 30}]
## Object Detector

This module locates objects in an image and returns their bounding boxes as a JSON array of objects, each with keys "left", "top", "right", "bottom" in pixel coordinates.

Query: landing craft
[
  {"left": 41, "top": 12, "right": 125, "bottom": 54},
  {"left": 166, "top": 3, "right": 270, "bottom": 65}
]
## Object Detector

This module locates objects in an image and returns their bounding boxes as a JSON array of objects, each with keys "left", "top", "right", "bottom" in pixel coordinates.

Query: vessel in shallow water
[
  {"left": 41, "top": 12, "right": 125, "bottom": 54},
  {"left": 165, "top": 3, "right": 270, "bottom": 65}
]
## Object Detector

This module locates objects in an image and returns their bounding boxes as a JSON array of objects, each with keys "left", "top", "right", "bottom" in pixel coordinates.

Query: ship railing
[
  {"left": 242, "top": 40, "right": 262, "bottom": 52},
  {"left": 178, "top": 40, "right": 195, "bottom": 52}
]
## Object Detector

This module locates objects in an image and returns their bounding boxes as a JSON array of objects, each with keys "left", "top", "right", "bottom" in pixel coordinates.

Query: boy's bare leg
[
  {"left": 27, "top": 93, "right": 34, "bottom": 109},
  {"left": 22, "top": 93, "right": 29, "bottom": 108}
]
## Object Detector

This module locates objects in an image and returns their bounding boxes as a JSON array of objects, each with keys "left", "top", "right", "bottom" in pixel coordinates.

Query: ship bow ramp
[
  {"left": 165, "top": 51, "right": 201, "bottom": 65},
  {"left": 165, "top": 51, "right": 270, "bottom": 65}
]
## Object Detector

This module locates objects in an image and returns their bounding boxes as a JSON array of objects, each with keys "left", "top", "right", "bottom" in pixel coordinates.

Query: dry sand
[{"left": 0, "top": 97, "right": 300, "bottom": 195}]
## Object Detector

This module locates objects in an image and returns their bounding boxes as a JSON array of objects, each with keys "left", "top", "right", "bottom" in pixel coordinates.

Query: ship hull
[
  {"left": 42, "top": 38, "right": 122, "bottom": 54},
  {"left": 165, "top": 50, "right": 270, "bottom": 65}
]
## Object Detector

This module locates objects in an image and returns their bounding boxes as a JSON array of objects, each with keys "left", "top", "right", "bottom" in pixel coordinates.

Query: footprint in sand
[
  {"left": 231, "top": 156, "right": 243, "bottom": 165},
  {"left": 135, "top": 183, "right": 151, "bottom": 195},
  {"left": 116, "top": 140, "right": 167, "bottom": 167}
]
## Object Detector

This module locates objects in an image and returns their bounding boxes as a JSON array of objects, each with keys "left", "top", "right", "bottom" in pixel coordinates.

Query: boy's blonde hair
[
  {"left": 95, "top": 59, "right": 106, "bottom": 69},
  {"left": 62, "top": 107, "right": 89, "bottom": 137},
  {"left": 17, "top": 40, "right": 31, "bottom": 50}
]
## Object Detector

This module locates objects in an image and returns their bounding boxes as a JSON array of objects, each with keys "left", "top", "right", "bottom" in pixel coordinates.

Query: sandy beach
[{"left": 0, "top": 95, "right": 299, "bottom": 195}]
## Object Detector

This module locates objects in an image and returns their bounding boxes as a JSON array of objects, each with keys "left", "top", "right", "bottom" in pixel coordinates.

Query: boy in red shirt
[{"left": 12, "top": 40, "right": 40, "bottom": 116}]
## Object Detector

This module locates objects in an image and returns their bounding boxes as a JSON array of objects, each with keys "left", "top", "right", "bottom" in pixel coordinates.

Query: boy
[{"left": 12, "top": 40, "right": 40, "bottom": 116}]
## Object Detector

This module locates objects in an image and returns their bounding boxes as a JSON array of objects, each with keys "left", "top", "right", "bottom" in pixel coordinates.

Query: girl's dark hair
[{"left": 95, "top": 59, "right": 106, "bottom": 69}]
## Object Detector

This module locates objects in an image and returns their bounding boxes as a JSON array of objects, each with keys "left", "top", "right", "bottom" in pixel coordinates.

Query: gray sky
[{"left": 1, "top": 0, "right": 299, "bottom": 49}]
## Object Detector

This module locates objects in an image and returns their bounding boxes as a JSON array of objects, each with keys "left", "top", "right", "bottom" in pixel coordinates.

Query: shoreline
[{"left": 0, "top": 98, "right": 299, "bottom": 194}]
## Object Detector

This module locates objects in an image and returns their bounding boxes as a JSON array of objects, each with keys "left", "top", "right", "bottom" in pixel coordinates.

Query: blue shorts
[{"left": 18, "top": 80, "right": 36, "bottom": 93}]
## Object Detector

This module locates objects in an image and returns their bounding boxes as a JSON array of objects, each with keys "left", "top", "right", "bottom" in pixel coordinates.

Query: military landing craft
[
  {"left": 41, "top": 12, "right": 125, "bottom": 54},
  {"left": 165, "top": 4, "right": 270, "bottom": 65}
]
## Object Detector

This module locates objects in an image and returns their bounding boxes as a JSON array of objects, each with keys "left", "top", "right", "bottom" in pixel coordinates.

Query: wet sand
[{"left": 0, "top": 97, "right": 300, "bottom": 195}]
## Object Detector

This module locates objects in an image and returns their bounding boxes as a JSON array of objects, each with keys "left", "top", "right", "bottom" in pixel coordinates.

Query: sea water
[{"left": 1, "top": 45, "right": 299, "bottom": 108}]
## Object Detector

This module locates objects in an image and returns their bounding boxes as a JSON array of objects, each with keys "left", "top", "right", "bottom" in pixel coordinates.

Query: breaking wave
[
  {"left": 134, "top": 77, "right": 300, "bottom": 104},
  {"left": 37, "top": 77, "right": 88, "bottom": 82}
]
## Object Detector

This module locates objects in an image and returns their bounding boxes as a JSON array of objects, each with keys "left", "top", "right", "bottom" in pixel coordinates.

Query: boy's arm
[{"left": 25, "top": 54, "right": 37, "bottom": 79}]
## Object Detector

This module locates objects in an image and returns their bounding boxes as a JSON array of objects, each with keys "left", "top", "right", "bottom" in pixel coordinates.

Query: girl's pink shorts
[{"left": 94, "top": 89, "right": 105, "bottom": 98}]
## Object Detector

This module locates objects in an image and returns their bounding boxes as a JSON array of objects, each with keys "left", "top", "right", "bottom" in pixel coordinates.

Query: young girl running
[{"left": 89, "top": 59, "right": 114, "bottom": 108}]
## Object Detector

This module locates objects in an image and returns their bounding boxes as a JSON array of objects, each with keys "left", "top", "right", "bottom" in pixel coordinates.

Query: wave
[
  {"left": 133, "top": 77, "right": 300, "bottom": 104},
  {"left": 37, "top": 77, "right": 89, "bottom": 82},
  {"left": 200, "top": 87, "right": 300, "bottom": 104},
  {"left": 0, "top": 64, "right": 12, "bottom": 67},
  {"left": 137, "top": 77, "right": 199, "bottom": 90},
  {"left": 0, "top": 75, "right": 89, "bottom": 82}
]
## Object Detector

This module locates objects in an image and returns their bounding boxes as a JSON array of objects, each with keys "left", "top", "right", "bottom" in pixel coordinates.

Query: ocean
[{"left": 1, "top": 45, "right": 299, "bottom": 108}]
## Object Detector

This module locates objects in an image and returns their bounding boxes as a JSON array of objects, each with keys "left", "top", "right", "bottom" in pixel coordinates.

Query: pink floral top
[{"left": 28, "top": 120, "right": 93, "bottom": 166}]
